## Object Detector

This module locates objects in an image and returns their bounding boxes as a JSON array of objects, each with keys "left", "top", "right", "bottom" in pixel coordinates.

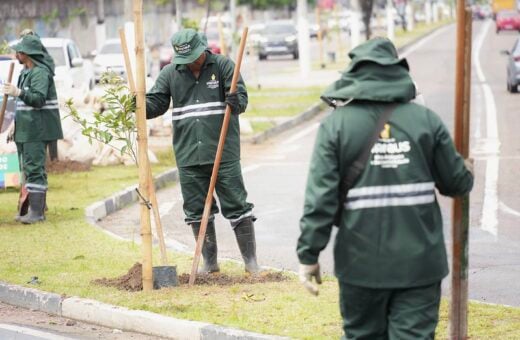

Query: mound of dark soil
[
  {"left": 93, "top": 263, "right": 289, "bottom": 291},
  {"left": 92, "top": 262, "right": 143, "bottom": 292},
  {"left": 47, "top": 160, "right": 91, "bottom": 173}
]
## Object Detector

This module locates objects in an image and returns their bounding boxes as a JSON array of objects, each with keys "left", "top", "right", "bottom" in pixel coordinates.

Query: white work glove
[
  {"left": 299, "top": 263, "right": 322, "bottom": 296},
  {"left": 464, "top": 158, "right": 474, "bottom": 176},
  {"left": 2, "top": 83, "right": 21, "bottom": 97}
]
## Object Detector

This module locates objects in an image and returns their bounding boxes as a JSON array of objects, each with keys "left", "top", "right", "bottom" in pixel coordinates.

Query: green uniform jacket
[
  {"left": 15, "top": 66, "right": 63, "bottom": 143},
  {"left": 146, "top": 51, "right": 247, "bottom": 167},
  {"left": 297, "top": 41, "right": 473, "bottom": 289}
]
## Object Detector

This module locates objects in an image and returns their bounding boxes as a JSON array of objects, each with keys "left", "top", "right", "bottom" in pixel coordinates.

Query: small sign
[{"left": 0, "top": 153, "right": 20, "bottom": 188}]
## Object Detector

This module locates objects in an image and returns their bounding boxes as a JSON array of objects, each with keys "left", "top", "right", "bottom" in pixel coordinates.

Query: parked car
[
  {"left": 8, "top": 37, "right": 95, "bottom": 99},
  {"left": 257, "top": 21, "right": 299, "bottom": 60},
  {"left": 496, "top": 10, "right": 520, "bottom": 33},
  {"left": 92, "top": 39, "right": 126, "bottom": 82},
  {"left": 503, "top": 37, "right": 520, "bottom": 93}
]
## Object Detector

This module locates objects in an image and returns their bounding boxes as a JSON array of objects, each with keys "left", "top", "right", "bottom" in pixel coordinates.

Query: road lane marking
[
  {"left": 0, "top": 323, "right": 74, "bottom": 340},
  {"left": 243, "top": 164, "right": 262, "bottom": 174},
  {"left": 281, "top": 122, "right": 320, "bottom": 145},
  {"left": 499, "top": 201, "right": 520, "bottom": 218},
  {"left": 400, "top": 25, "right": 451, "bottom": 59},
  {"left": 474, "top": 20, "right": 500, "bottom": 237}
]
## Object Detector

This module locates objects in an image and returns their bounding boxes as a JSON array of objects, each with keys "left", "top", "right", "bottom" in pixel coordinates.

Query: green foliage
[
  {"left": 65, "top": 72, "right": 138, "bottom": 165},
  {"left": 0, "top": 40, "right": 11, "bottom": 55},
  {"left": 155, "top": 0, "right": 170, "bottom": 5},
  {"left": 238, "top": 0, "right": 295, "bottom": 10},
  {"left": 182, "top": 18, "right": 200, "bottom": 30}
]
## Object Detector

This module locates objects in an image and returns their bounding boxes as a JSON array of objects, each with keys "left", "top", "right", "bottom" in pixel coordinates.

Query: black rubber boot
[
  {"left": 191, "top": 221, "right": 220, "bottom": 273},
  {"left": 19, "top": 192, "right": 46, "bottom": 224},
  {"left": 233, "top": 217, "right": 260, "bottom": 273}
]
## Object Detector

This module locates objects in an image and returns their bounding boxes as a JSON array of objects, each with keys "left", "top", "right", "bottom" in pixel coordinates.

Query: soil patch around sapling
[
  {"left": 47, "top": 160, "right": 91, "bottom": 173},
  {"left": 92, "top": 262, "right": 143, "bottom": 292},
  {"left": 92, "top": 263, "right": 289, "bottom": 291}
]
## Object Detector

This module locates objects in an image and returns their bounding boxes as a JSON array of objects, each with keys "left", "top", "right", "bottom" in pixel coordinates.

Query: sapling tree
[{"left": 65, "top": 71, "right": 138, "bottom": 164}]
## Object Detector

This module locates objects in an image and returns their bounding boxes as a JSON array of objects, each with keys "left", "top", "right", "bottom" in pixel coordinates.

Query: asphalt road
[
  {"left": 100, "top": 20, "right": 520, "bottom": 306},
  {"left": 0, "top": 302, "right": 166, "bottom": 340}
]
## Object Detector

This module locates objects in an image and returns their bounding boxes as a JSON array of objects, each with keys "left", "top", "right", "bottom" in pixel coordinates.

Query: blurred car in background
[
  {"left": 496, "top": 10, "right": 520, "bottom": 33},
  {"left": 503, "top": 37, "right": 520, "bottom": 93},
  {"left": 92, "top": 39, "right": 125, "bottom": 82},
  {"left": 257, "top": 21, "right": 299, "bottom": 60},
  {"left": 8, "top": 37, "right": 94, "bottom": 99}
]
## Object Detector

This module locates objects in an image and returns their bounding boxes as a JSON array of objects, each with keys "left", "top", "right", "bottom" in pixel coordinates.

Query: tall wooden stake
[
  {"left": 450, "top": 5, "right": 472, "bottom": 339},
  {"left": 133, "top": 0, "right": 153, "bottom": 292},
  {"left": 189, "top": 28, "right": 249, "bottom": 286},
  {"left": 0, "top": 62, "right": 15, "bottom": 132},
  {"left": 119, "top": 27, "right": 169, "bottom": 266}
]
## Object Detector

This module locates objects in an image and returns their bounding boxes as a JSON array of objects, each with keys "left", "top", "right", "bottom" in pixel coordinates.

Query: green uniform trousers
[
  {"left": 339, "top": 281, "right": 441, "bottom": 340},
  {"left": 16, "top": 141, "right": 47, "bottom": 192},
  {"left": 178, "top": 161, "right": 254, "bottom": 226}
]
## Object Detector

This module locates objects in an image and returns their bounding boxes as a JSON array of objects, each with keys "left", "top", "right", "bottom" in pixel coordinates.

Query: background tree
[{"left": 359, "top": 0, "right": 375, "bottom": 40}]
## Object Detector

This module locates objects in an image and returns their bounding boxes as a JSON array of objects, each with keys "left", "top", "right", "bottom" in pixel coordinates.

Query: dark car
[
  {"left": 503, "top": 37, "right": 520, "bottom": 93},
  {"left": 257, "top": 21, "right": 298, "bottom": 60},
  {"left": 496, "top": 10, "right": 520, "bottom": 33}
]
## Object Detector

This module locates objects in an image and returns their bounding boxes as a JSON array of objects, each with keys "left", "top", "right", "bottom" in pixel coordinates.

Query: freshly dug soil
[
  {"left": 92, "top": 262, "right": 143, "bottom": 292},
  {"left": 92, "top": 263, "right": 289, "bottom": 292},
  {"left": 46, "top": 160, "right": 91, "bottom": 173},
  {"left": 177, "top": 271, "right": 289, "bottom": 286}
]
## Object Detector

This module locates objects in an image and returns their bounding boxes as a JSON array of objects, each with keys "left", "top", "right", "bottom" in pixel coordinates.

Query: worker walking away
[{"left": 297, "top": 37, "right": 474, "bottom": 339}]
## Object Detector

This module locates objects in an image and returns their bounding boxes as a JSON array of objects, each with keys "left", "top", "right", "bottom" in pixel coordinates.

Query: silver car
[
  {"left": 505, "top": 37, "right": 520, "bottom": 93},
  {"left": 257, "top": 21, "right": 298, "bottom": 60}
]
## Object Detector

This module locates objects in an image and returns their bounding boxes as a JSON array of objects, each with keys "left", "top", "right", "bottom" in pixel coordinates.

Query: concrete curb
[
  {"left": 85, "top": 167, "right": 178, "bottom": 223},
  {"left": 0, "top": 281, "right": 287, "bottom": 339},
  {"left": 0, "top": 281, "right": 62, "bottom": 315}
]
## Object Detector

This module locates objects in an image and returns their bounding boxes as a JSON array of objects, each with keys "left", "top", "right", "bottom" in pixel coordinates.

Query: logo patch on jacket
[
  {"left": 380, "top": 123, "right": 391, "bottom": 139},
  {"left": 206, "top": 73, "right": 219, "bottom": 89},
  {"left": 371, "top": 129, "right": 412, "bottom": 168}
]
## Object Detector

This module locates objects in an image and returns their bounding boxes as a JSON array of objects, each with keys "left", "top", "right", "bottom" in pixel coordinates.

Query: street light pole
[{"left": 297, "top": 0, "right": 311, "bottom": 78}]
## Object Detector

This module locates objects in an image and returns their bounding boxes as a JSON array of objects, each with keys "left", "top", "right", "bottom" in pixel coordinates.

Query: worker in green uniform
[
  {"left": 145, "top": 29, "right": 260, "bottom": 273},
  {"left": 296, "top": 38, "right": 474, "bottom": 339},
  {"left": 2, "top": 34, "right": 63, "bottom": 224}
]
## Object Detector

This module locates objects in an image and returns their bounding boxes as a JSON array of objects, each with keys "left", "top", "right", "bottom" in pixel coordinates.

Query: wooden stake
[
  {"left": 189, "top": 27, "right": 249, "bottom": 286},
  {"left": 450, "top": 6, "right": 472, "bottom": 340},
  {"left": 133, "top": 0, "right": 153, "bottom": 292},
  {"left": 119, "top": 27, "right": 169, "bottom": 266},
  {"left": 217, "top": 15, "right": 228, "bottom": 57},
  {"left": 0, "top": 62, "right": 15, "bottom": 132}
]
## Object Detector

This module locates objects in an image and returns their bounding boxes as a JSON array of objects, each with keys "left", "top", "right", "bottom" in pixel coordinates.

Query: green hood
[
  {"left": 13, "top": 35, "right": 55, "bottom": 76},
  {"left": 322, "top": 38, "right": 415, "bottom": 103}
]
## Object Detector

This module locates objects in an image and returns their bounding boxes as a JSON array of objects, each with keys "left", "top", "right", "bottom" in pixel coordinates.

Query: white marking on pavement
[
  {"left": 243, "top": 164, "right": 262, "bottom": 174},
  {"left": 474, "top": 20, "right": 500, "bottom": 237},
  {"left": 0, "top": 323, "right": 74, "bottom": 340},
  {"left": 281, "top": 122, "right": 320, "bottom": 145},
  {"left": 400, "top": 26, "right": 451, "bottom": 59},
  {"left": 499, "top": 201, "right": 520, "bottom": 218}
]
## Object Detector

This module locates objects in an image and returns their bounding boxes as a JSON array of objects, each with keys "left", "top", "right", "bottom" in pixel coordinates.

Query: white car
[
  {"left": 92, "top": 39, "right": 126, "bottom": 82},
  {"left": 7, "top": 37, "right": 94, "bottom": 103}
]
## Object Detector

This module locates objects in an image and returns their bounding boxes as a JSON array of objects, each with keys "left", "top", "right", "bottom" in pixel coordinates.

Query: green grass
[{"left": 1, "top": 163, "right": 520, "bottom": 338}]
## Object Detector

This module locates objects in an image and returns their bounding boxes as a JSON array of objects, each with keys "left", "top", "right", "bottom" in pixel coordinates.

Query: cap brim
[{"left": 172, "top": 45, "right": 206, "bottom": 65}]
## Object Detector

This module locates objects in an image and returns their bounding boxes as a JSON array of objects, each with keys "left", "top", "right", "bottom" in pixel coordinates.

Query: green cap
[
  {"left": 346, "top": 37, "right": 409, "bottom": 73},
  {"left": 171, "top": 29, "right": 208, "bottom": 64},
  {"left": 13, "top": 35, "right": 46, "bottom": 57}
]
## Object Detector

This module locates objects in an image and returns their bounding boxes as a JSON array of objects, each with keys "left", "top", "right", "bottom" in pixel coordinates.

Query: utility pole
[
  {"left": 176, "top": 0, "right": 182, "bottom": 30},
  {"left": 450, "top": 0, "right": 472, "bottom": 338},
  {"left": 230, "top": 0, "right": 237, "bottom": 54},
  {"left": 386, "top": 0, "right": 395, "bottom": 41},
  {"left": 297, "top": 0, "right": 311, "bottom": 78},
  {"left": 96, "top": 0, "right": 106, "bottom": 51}
]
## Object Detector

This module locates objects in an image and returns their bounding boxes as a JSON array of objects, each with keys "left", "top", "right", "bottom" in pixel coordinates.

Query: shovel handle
[{"left": 0, "top": 62, "right": 15, "bottom": 133}]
